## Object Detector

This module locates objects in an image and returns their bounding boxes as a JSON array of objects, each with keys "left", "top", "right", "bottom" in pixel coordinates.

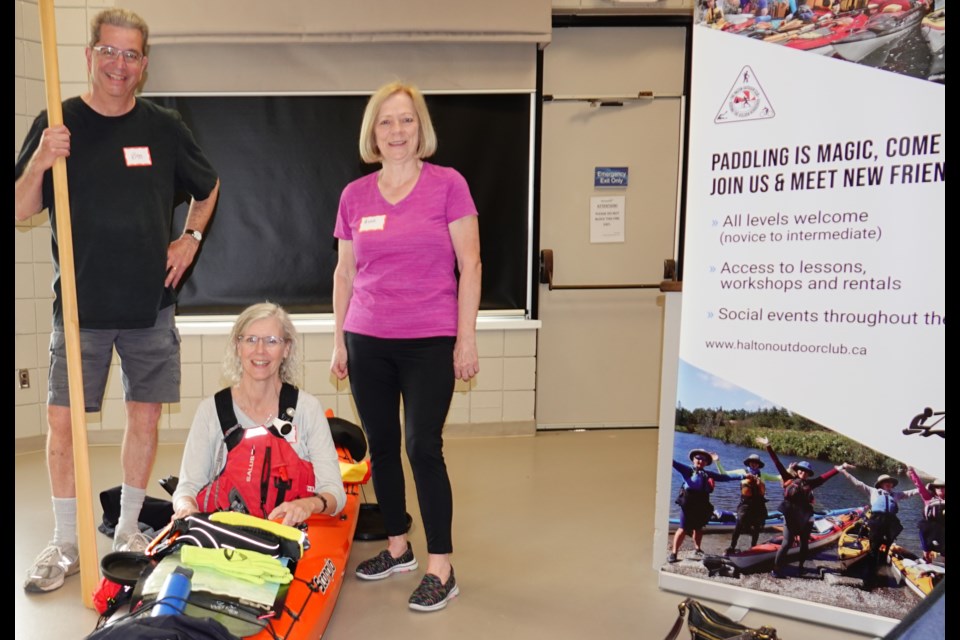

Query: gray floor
[{"left": 15, "top": 429, "right": 878, "bottom": 640}]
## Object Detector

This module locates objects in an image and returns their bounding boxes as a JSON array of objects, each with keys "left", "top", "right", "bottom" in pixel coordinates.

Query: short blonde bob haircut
[
  {"left": 359, "top": 81, "right": 438, "bottom": 164},
  {"left": 222, "top": 302, "right": 302, "bottom": 388}
]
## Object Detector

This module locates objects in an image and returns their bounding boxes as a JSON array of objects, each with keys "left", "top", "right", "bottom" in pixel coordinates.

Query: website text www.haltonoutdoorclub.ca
[{"left": 704, "top": 339, "right": 867, "bottom": 356}]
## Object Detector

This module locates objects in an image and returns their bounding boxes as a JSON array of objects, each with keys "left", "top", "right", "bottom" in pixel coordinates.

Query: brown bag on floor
[{"left": 662, "top": 598, "right": 779, "bottom": 640}]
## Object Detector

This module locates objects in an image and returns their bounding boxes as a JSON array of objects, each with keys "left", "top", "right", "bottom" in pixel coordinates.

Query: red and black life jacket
[
  {"left": 782, "top": 478, "right": 814, "bottom": 505},
  {"left": 195, "top": 383, "right": 316, "bottom": 518}
]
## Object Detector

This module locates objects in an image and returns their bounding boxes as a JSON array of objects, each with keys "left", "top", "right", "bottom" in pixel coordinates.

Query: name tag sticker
[
  {"left": 359, "top": 215, "right": 387, "bottom": 232},
  {"left": 123, "top": 146, "right": 152, "bottom": 167}
]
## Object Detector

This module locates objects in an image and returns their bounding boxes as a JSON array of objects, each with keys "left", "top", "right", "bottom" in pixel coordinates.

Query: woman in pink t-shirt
[{"left": 331, "top": 81, "right": 481, "bottom": 613}]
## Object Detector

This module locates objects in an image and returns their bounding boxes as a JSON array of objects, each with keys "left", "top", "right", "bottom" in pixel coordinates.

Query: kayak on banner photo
[
  {"left": 703, "top": 0, "right": 941, "bottom": 83},
  {"left": 888, "top": 543, "right": 945, "bottom": 599},
  {"left": 719, "top": 507, "right": 865, "bottom": 574},
  {"left": 668, "top": 506, "right": 861, "bottom": 535},
  {"left": 837, "top": 513, "right": 873, "bottom": 571}
]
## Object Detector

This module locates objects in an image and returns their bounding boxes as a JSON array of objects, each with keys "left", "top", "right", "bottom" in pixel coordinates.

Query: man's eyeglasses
[
  {"left": 92, "top": 45, "right": 144, "bottom": 64},
  {"left": 238, "top": 335, "right": 287, "bottom": 348}
]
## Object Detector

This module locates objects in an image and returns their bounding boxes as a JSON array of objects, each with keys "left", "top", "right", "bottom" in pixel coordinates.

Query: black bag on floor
[{"left": 99, "top": 486, "right": 174, "bottom": 538}]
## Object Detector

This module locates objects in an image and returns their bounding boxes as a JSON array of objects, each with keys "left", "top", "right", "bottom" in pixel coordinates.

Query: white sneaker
[
  {"left": 24, "top": 542, "right": 80, "bottom": 593},
  {"left": 114, "top": 531, "right": 153, "bottom": 553}
]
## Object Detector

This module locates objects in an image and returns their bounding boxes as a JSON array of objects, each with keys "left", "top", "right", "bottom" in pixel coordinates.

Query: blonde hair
[
  {"left": 358, "top": 81, "right": 437, "bottom": 164},
  {"left": 222, "top": 302, "right": 302, "bottom": 387},
  {"left": 90, "top": 8, "right": 150, "bottom": 55}
]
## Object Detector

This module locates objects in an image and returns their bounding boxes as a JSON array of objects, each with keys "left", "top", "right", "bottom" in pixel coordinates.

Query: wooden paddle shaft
[{"left": 38, "top": 0, "right": 98, "bottom": 609}]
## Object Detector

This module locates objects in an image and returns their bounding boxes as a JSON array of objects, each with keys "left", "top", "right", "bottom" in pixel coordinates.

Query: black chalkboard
[{"left": 150, "top": 94, "right": 531, "bottom": 315}]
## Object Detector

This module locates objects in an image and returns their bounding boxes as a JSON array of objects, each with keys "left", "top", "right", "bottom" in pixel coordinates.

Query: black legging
[
  {"left": 867, "top": 512, "right": 903, "bottom": 575},
  {"left": 345, "top": 332, "right": 456, "bottom": 554},
  {"left": 774, "top": 511, "right": 812, "bottom": 570},
  {"left": 730, "top": 500, "right": 766, "bottom": 548}
]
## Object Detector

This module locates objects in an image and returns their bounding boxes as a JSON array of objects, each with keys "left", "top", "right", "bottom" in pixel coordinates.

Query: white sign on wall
[{"left": 590, "top": 195, "right": 625, "bottom": 243}]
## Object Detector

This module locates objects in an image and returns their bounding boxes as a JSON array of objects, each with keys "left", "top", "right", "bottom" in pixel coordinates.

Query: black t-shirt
[{"left": 15, "top": 97, "right": 218, "bottom": 329}]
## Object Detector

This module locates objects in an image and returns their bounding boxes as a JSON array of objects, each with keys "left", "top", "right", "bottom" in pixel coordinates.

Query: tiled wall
[
  {"left": 15, "top": 0, "right": 100, "bottom": 446},
  {"left": 14, "top": 1, "right": 537, "bottom": 451}
]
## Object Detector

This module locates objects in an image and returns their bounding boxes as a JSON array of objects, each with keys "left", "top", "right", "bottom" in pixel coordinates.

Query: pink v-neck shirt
[{"left": 334, "top": 162, "right": 478, "bottom": 339}]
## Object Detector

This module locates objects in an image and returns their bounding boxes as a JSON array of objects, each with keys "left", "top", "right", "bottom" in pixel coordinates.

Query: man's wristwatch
[{"left": 184, "top": 228, "right": 203, "bottom": 242}]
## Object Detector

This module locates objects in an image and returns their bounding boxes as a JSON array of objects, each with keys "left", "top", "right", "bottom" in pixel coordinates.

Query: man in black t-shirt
[{"left": 15, "top": 7, "right": 219, "bottom": 593}]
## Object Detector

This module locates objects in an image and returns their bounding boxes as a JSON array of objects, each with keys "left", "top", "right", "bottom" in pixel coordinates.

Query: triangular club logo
[{"left": 715, "top": 65, "right": 775, "bottom": 124}]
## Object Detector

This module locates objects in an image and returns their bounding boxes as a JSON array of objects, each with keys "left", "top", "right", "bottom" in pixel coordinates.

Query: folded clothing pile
[{"left": 181, "top": 546, "right": 292, "bottom": 585}]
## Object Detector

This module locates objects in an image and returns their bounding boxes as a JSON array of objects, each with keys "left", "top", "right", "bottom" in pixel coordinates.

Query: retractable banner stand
[{"left": 658, "top": 1, "right": 943, "bottom": 635}]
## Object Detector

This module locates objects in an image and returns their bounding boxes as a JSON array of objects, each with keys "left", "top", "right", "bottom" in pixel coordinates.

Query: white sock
[
  {"left": 115, "top": 483, "right": 147, "bottom": 540},
  {"left": 52, "top": 497, "right": 78, "bottom": 546}
]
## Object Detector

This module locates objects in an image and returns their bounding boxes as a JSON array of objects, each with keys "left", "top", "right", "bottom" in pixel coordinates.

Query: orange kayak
[
  {"left": 244, "top": 418, "right": 367, "bottom": 640},
  {"left": 245, "top": 482, "right": 362, "bottom": 639}
]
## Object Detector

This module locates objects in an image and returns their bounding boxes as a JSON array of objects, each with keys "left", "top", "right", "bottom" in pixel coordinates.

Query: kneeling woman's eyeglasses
[{"left": 238, "top": 335, "right": 287, "bottom": 348}]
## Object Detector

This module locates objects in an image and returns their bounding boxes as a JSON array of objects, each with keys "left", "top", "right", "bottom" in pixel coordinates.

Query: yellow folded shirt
[{"left": 181, "top": 546, "right": 292, "bottom": 585}]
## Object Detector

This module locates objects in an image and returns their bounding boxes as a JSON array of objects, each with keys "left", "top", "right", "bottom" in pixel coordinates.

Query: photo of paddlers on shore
[{"left": 663, "top": 364, "right": 944, "bottom": 621}]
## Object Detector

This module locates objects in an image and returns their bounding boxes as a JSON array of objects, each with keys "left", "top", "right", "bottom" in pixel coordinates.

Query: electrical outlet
[{"left": 18, "top": 369, "right": 30, "bottom": 389}]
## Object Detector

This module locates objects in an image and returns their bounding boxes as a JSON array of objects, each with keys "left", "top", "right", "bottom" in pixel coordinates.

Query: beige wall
[{"left": 15, "top": 0, "right": 103, "bottom": 449}]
